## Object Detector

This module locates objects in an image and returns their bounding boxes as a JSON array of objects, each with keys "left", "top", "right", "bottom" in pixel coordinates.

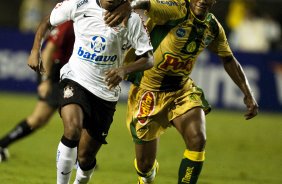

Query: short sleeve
[
  {"left": 146, "top": 0, "right": 187, "bottom": 24},
  {"left": 127, "top": 13, "right": 153, "bottom": 56},
  {"left": 208, "top": 22, "right": 233, "bottom": 57},
  {"left": 50, "top": 0, "right": 76, "bottom": 26}
]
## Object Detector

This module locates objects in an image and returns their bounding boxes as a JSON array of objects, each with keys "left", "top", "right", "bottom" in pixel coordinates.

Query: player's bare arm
[
  {"left": 27, "top": 15, "right": 53, "bottom": 73},
  {"left": 104, "top": 0, "right": 131, "bottom": 27},
  {"left": 37, "top": 41, "right": 57, "bottom": 98},
  {"left": 221, "top": 55, "right": 259, "bottom": 120},
  {"left": 104, "top": 0, "right": 150, "bottom": 27},
  {"left": 105, "top": 50, "right": 153, "bottom": 89}
]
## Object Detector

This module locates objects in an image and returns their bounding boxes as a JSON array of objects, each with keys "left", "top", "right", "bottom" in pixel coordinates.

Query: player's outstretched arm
[
  {"left": 221, "top": 55, "right": 259, "bottom": 120},
  {"left": 27, "top": 15, "right": 53, "bottom": 73}
]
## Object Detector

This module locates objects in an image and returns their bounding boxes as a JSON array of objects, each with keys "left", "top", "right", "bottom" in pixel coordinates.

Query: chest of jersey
[
  {"left": 136, "top": 14, "right": 220, "bottom": 91},
  {"left": 151, "top": 18, "right": 217, "bottom": 75},
  {"left": 73, "top": 7, "right": 128, "bottom": 67}
]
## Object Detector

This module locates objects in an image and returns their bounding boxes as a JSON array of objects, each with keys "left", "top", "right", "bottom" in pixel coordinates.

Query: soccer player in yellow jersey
[{"left": 105, "top": 0, "right": 259, "bottom": 183}]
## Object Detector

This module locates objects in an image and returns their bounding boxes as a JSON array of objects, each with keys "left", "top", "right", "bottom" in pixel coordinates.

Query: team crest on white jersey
[
  {"left": 64, "top": 86, "right": 74, "bottom": 98},
  {"left": 91, "top": 36, "right": 106, "bottom": 53}
]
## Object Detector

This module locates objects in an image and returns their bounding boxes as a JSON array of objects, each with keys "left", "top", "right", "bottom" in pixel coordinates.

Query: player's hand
[
  {"left": 243, "top": 95, "right": 259, "bottom": 120},
  {"left": 27, "top": 50, "right": 45, "bottom": 73},
  {"left": 105, "top": 68, "right": 125, "bottom": 90},
  {"left": 104, "top": 1, "right": 131, "bottom": 27}
]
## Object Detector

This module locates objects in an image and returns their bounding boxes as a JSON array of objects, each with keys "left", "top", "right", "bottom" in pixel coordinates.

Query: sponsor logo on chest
[
  {"left": 77, "top": 36, "right": 117, "bottom": 65},
  {"left": 158, "top": 53, "right": 194, "bottom": 74}
]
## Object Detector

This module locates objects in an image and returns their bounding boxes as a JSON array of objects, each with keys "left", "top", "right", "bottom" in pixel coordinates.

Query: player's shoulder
[
  {"left": 151, "top": 0, "right": 185, "bottom": 7},
  {"left": 55, "top": 0, "right": 99, "bottom": 11},
  {"left": 206, "top": 13, "right": 219, "bottom": 23},
  {"left": 75, "top": 0, "right": 92, "bottom": 8},
  {"left": 206, "top": 13, "right": 222, "bottom": 36},
  {"left": 58, "top": 0, "right": 90, "bottom": 8}
]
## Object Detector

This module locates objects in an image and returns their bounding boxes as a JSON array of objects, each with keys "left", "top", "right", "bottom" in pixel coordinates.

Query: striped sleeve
[{"left": 208, "top": 19, "right": 233, "bottom": 57}]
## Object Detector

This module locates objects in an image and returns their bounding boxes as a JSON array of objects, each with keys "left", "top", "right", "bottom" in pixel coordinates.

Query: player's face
[
  {"left": 190, "top": 0, "right": 216, "bottom": 20},
  {"left": 100, "top": 0, "right": 123, "bottom": 11}
]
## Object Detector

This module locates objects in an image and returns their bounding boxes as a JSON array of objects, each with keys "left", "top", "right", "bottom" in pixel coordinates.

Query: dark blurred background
[
  {"left": 1, "top": 0, "right": 282, "bottom": 51},
  {"left": 0, "top": 0, "right": 58, "bottom": 31}
]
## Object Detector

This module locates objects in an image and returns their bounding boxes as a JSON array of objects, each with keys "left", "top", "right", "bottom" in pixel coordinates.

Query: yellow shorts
[{"left": 126, "top": 79, "right": 211, "bottom": 144}]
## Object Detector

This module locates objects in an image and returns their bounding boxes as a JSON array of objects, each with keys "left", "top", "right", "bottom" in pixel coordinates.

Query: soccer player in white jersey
[{"left": 27, "top": 0, "right": 154, "bottom": 183}]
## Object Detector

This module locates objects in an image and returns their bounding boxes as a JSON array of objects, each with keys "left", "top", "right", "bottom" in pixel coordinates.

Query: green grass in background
[{"left": 0, "top": 92, "right": 281, "bottom": 184}]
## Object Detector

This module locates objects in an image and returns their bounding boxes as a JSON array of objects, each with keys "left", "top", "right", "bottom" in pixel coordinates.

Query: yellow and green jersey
[{"left": 126, "top": 0, "right": 233, "bottom": 91}]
